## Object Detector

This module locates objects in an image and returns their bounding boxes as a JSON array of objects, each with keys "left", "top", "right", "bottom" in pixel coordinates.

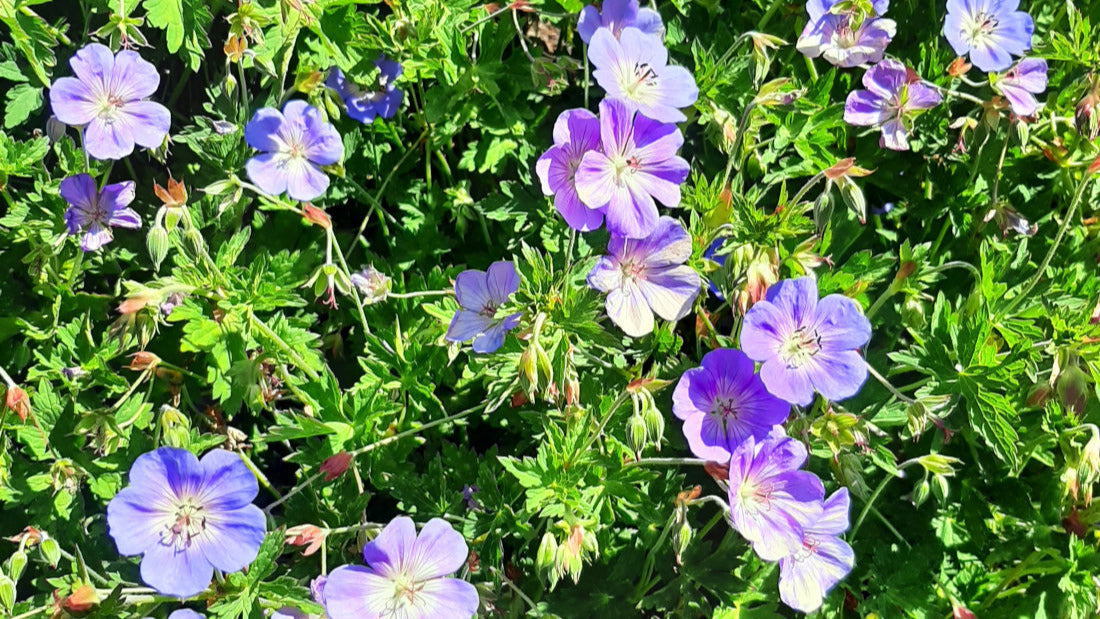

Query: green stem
[
  {"left": 756, "top": 0, "right": 788, "bottom": 29},
  {"left": 999, "top": 176, "right": 1091, "bottom": 319},
  {"left": 624, "top": 457, "right": 707, "bottom": 469},
  {"left": 327, "top": 228, "right": 373, "bottom": 336},
  {"left": 577, "top": 392, "right": 629, "bottom": 456},
  {"left": 387, "top": 290, "right": 452, "bottom": 299},
  {"left": 850, "top": 458, "right": 921, "bottom": 539},
  {"left": 248, "top": 311, "right": 321, "bottom": 381},
  {"left": 866, "top": 361, "right": 916, "bottom": 405},
  {"left": 67, "top": 248, "right": 85, "bottom": 292}
]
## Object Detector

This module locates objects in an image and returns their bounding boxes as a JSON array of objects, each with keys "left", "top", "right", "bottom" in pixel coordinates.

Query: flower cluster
[
  {"left": 668, "top": 276, "right": 870, "bottom": 611},
  {"left": 799, "top": 0, "right": 1048, "bottom": 150}
]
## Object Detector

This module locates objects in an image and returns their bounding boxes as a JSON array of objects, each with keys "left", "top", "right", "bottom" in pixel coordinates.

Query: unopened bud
[
  {"left": 628, "top": 414, "right": 648, "bottom": 455},
  {"left": 285, "top": 524, "right": 327, "bottom": 556},
  {"left": 536, "top": 531, "right": 558, "bottom": 574},
  {"left": 7, "top": 549, "right": 27, "bottom": 582},
  {"left": 642, "top": 405, "right": 665, "bottom": 450},
  {"left": 40, "top": 536, "right": 61, "bottom": 566},
  {"left": 146, "top": 224, "right": 169, "bottom": 271},
  {"left": 1076, "top": 90, "right": 1100, "bottom": 141},
  {"left": 46, "top": 116, "right": 67, "bottom": 143},
  {"left": 953, "top": 604, "right": 977, "bottom": 619},
  {"left": 912, "top": 478, "right": 931, "bottom": 507},
  {"left": 62, "top": 584, "right": 99, "bottom": 612},
  {"left": 159, "top": 405, "right": 191, "bottom": 449},
  {"left": 4, "top": 386, "right": 30, "bottom": 422},
  {"left": 320, "top": 452, "right": 353, "bottom": 482},
  {"left": 127, "top": 351, "right": 161, "bottom": 372},
  {"left": 1057, "top": 365, "right": 1090, "bottom": 416},
  {"left": 673, "top": 521, "right": 693, "bottom": 564},
  {"left": 0, "top": 575, "right": 12, "bottom": 611}
]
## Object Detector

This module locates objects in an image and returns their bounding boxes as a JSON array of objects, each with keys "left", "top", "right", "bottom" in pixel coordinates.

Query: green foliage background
[{"left": 1, "top": 0, "right": 1099, "bottom": 617}]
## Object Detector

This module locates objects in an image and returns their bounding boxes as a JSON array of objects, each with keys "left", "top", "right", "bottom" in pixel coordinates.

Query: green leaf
[
  {"left": 143, "top": 0, "right": 184, "bottom": 52},
  {"left": 2, "top": 83, "right": 40, "bottom": 128}
]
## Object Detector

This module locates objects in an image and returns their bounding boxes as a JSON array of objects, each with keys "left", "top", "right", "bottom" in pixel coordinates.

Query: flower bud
[
  {"left": 642, "top": 404, "right": 665, "bottom": 451},
  {"left": 46, "top": 116, "right": 67, "bottom": 143},
  {"left": 285, "top": 524, "right": 327, "bottom": 556},
  {"left": 917, "top": 454, "right": 960, "bottom": 477},
  {"left": 953, "top": 604, "right": 977, "bottom": 619},
  {"left": 536, "top": 531, "right": 558, "bottom": 574},
  {"left": 0, "top": 575, "right": 12, "bottom": 611},
  {"left": 146, "top": 224, "right": 169, "bottom": 271},
  {"left": 628, "top": 414, "right": 648, "bottom": 455},
  {"left": 931, "top": 473, "right": 951, "bottom": 502},
  {"left": 320, "top": 452, "right": 353, "bottom": 482},
  {"left": 4, "top": 386, "right": 30, "bottom": 422},
  {"left": 7, "top": 549, "right": 27, "bottom": 582},
  {"left": 62, "top": 584, "right": 99, "bottom": 612},
  {"left": 158, "top": 405, "right": 191, "bottom": 449},
  {"left": 1076, "top": 89, "right": 1100, "bottom": 142},
  {"left": 912, "top": 478, "right": 931, "bottom": 507},
  {"left": 673, "top": 521, "right": 692, "bottom": 565},
  {"left": 350, "top": 266, "right": 392, "bottom": 305},
  {"left": 1057, "top": 365, "right": 1090, "bottom": 416},
  {"left": 127, "top": 351, "right": 161, "bottom": 371}
]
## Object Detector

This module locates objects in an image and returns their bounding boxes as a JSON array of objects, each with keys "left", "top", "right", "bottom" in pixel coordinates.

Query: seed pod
[
  {"left": 0, "top": 574, "right": 13, "bottom": 611},
  {"left": 7, "top": 550, "right": 26, "bottom": 582},
  {"left": 39, "top": 536, "right": 60, "bottom": 568},
  {"left": 628, "top": 414, "right": 648, "bottom": 455},
  {"left": 536, "top": 532, "right": 557, "bottom": 574}
]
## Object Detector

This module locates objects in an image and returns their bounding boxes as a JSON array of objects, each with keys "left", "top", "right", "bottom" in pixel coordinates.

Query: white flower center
[
  {"left": 738, "top": 479, "right": 776, "bottom": 511},
  {"left": 96, "top": 93, "right": 126, "bottom": 124},
  {"left": 792, "top": 534, "right": 821, "bottom": 562},
  {"left": 610, "top": 155, "right": 642, "bottom": 185},
  {"left": 780, "top": 326, "right": 821, "bottom": 369},
  {"left": 961, "top": 11, "right": 998, "bottom": 47},
  {"left": 620, "top": 260, "right": 645, "bottom": 283},
  {"left": 619, "top": 62, "right": 659, "bottom": 103},
  {"left": 387, "top": 570, "right": 427, "bottom": 612},
  {"left": 160, "top": 497, "right": 207, "bottom": 551}
]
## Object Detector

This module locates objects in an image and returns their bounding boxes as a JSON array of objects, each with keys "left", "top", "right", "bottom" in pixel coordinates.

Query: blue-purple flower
[
  {"left": 324, "top": 516, "right": 480, "bottom": 619},
  {"left": 575, "top": 98, "right": 689, "bottom": 239},
  {"left": 994, "top": 57, "right": 1047, "bottom": 116},
  {"left": 244, "top": 100, "right": 344, "bottom": 202},
  {"left": 536, "top": 108, "right": 604, "bottom": 231},
  {"left": 740, "top": 277, "right": 872, "bottom": 406},
  {"left": 49, "top": 43, "right": 171, "bottom": 160},
  {"left": 703, "top": 238, "right": 727, "bottom": 299},
  {"left": 843, "top": 59, "right": 942, "bottom": 151},
  {"left": 797, "top": 0, "right": 896, "bottom": 68},
  {"left": 943, "top": 0, "right": 1034, "bottom": 73},
  {"left": 779, "top": 489, "right": 855, "bottom": 614},
  {"left": 577, "top": 0, "right": 664, "bottom": 44},
  {"left": 327, "top": 55, "right": 403, "bottom": 124},
  {"left": 61, "top": 173, "right": 140, "bottom": 252},
  {"left": 106, "top": 447, "right": 266, "bottom": 598},
  {"left": 161, "top": 612, "right": 204, "bottom": 619},
  {"left": 727, "top": 434, "right": 826, "bottom": 561},
  {"left": 588, "top": 28, "right": 698, "bottom": 123},
  {"left": 587, "top": 216, "right": 700, "bottom": 338},
  {"left": 672, "top": 349, "right": 790, "bottom": 462},
  {"left": 445, "top": 261, "right": 522, "bottom": 353}
]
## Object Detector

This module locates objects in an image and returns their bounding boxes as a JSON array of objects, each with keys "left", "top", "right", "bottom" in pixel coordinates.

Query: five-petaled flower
[
  {"left": 575, "top": 98, "right": 690, "bottom": 239},
  {"left": 106, "top": 447, "right": 266, "bottom": 598},
  {"left": 588, "top": 27, "right": 699, "bottom": 123},
  {"left": 587, "top": 216, "right": 700, "bottom": 338},
  {"left": 843, "top": 59, "right": 943, "bottom": 151},
  {"left": 727, "top": 434, "right": 826, "bottom": 561},
  {"left": 245, "top": 100, "right": 344, "bottom": 202},
  {"left": 740, "top": 277, "right": 872, "bottom": 406},
  {"left": 536, "top": 108, "right": 605, "bottom": 232},
  {"left": 61, "top": 173, "right": 141, "bottom": 252},
  {"left": 672, "top": 348, "right": 790, "bottom": 462},
  {"left": 577, "top": 0, "right": 664, "bottom": 44},
  {"left": 49, "top": 43, "right": 171, "bottom": 160},
  {"left": 995, "top": 57, "right": 1047, "bottom": 117},
  {"left": 327, "top": 55, "right": 404, "bottom": 124},
  {"left": 323, "top": 516, "right": 480, "bottom": 619},
  {"left": 778, "top": 488, "right": 855, "bottom": 614},
  {"left": 943, "top": 0, "right": 1034, "bottom": 73},
  {"left": 445, "top": 261, "right": 523, "bottom": 354},
  {"left": 797, "top": 0, "right": 897, "bottom": 68}
]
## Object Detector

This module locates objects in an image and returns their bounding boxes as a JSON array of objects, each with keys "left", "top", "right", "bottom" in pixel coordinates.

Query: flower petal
[
  {"left": 110, "top": 50, "right": 160, "bottom": 101},
  {"left": 606, "top": 280, "right": 654, "bottom": 337},
  {"left": 760, "top": 358, "right": 816, "bottom": 406},
  {"left": 285, "top": 158, "right": 330, "bottom": 202},
  {"left": 244, "top": 107, "right": 286, "bottom": 152},
  {"left": 140, "top": 540, "right": 214, "bottom": 598},
  {"left": 49, "top": 77, "right": 98, "bottom": 126},
  {"left": 198, "top": 504, "right": 266, "bottom": 573},
  {"left": 245, "top": 153, "right": 290, "bottom": 197},
  {"left": 638, "top": 264, "right": 699, "bottom": 322},
  {"left": 84, "top": 117, "right": 135, "bottom": 160},
  {"left": 446, "top": 310, "right": 494, "bottom": 343},
  {"left": 106, "top": 486, "right": 170, "bottom": 556},
  {"left": 471, "top": 321, "right": 510, "bottom": 353},
  {"left": 362, "top": 516, "right": 417, "bottom": 578},
  {"left": 805, "top": 350, "right": 868, "bottom": 402},
  {"left": 453, "top": 270, "right": 490, "bottom": 311},
  {"left": 407, "top": 577, "right": 481, "bottom": 619},
  {"left": 323, "top": 565, "right": 395, "bottom": 619},
  {"left": 404, "top": 518, "right": 470, "bottom": 581},
  {"left": 485, "top": 261, "right": 519, "bottom": 305},
  {"left": 814, "top": 294, "right": 871, "bottom": 351},
  {"left": 68, "top": 43, "right": 115, "bottom": 91},
  {"left": 60, "top": 174, "right": 98, "bottom": 212},
  {"left": 119, "top": 100, "right": 171, "bottom": 148},
  {"left": 574, "top": 151, "right": 618, "bottom": 210},
  {"left": 197, "top": 449, "right": 259, "bottom": 512}
]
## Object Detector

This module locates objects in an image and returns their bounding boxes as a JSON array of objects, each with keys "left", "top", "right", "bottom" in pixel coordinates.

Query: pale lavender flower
[
  {"left": 311, "top": 575, "right": 328, "bottom": 606},
  {"left": 779, "top": 489, "right": 855, "bottom": 614},
  {"left": 673, "top": 349, "right": 790, "bottom": 462},
  {"left": 995, "top": 57, "right": 1047, "bottom": 116},
  {"left": 587, "top": 216, "right": 700, "bottom": 338},
  {"left": 574, "top": 98, "right": 689, "bottom": 239},
  {"left": 536, "top": 108, "right": 604, "bottom": 231},
  {"left": 588, "top": 27, "right": 698, "bottom": 123},
  {"left": 843, "top": 59, "right": 942, "bottom": 151},
  {"left": 797, "top": 0, "right": 896, "bottom": 69},
  {"left": 578, "top": 0, "right": 664, "bottom": 44},
  {"left": 61, "top": 173, "right": 140, "bottom": 252},
  {"left": 727, "top": 434, "right": 825, "bottom": 561},
  {"left": 740, "top": 277, "right": 872, "bottom": 406},
  {"left": 106, "top": 447, "right": 266, "bottom": 598},
  {"left": 943, "top": 0, "right": 1034, "bottom": 73},
  {"left": 164, "top": 612, "right": 204, "bottom": 619},
  {"left": 49, "top": 43, "right": 171, "bottom": 160},
  {"left": 324, "top": 516, "right": 479, "bottom": 619},
  {"left": 327, "top": 55, "right": 403, "bottom": 124},
  {"left": 445, "top": 261, "right": 522, "bottom": 353},
  {"left": 245, "top": 100, "right": 344, "bottom": 202}
]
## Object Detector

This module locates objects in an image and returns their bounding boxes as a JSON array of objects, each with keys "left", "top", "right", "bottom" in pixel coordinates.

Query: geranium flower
[
  {"left": 703, "top": 238, "right": 728, "bottom": 299},
  {"left": 49, "top": 43, "right": 171, "bottom": 160},
  {"left": 535, "top": 108, "right": 604, "bottom": 231},
  {"left": 672, "top": 349, "right": 790, "bottom": 462},
  {"left": 327, "top": 55, "right": 403, "bottom": 124},
  {"left": 739, "top": 277, "right": 872, "bottom": 406},
  {"left": 61, "top": 173, "right": 140, "bottom": 252},
  {"left": 324, "top": 516, "right": 480, "bottom": 619},
  {"left": 577, "top": 0, "right": 664, "bottom": 44},
  {"left": 106, "top": 447, "right": 266, "bottom": 598},
  {"left": 588, "top": 27, "right": 698, "bottom": 123},
  {"left": 574, "top": 98, "right": 689, "bottom": 239},
  {"left": 797, "top": 0, "right": 896, "bottom": 68},
  {"left": 994, "top": 57, "right": 1047, "bottom": 116},
  {"left": 943, "top": 0, "right": 1034, "bottom": 72},
  {"left": 727, "top": 434, "right": 826, "bottom": 561},
  {"left": 587, "top": 216, "right": 700, "bottom": 338},
  {"left": 244, "top": 100, "right": 344, "bottom": 202},
  {"left": 159, "top": 612, "right": 204, "bottom": 619},
  {"left": 779, "top": 488, "right": 855, "bottom": 613},
  {"left": 445, "top": 261, "right": 523, "bottom": 353},
  {"left": 843, "top": 59, "right": 942, "bottom": 151}
]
